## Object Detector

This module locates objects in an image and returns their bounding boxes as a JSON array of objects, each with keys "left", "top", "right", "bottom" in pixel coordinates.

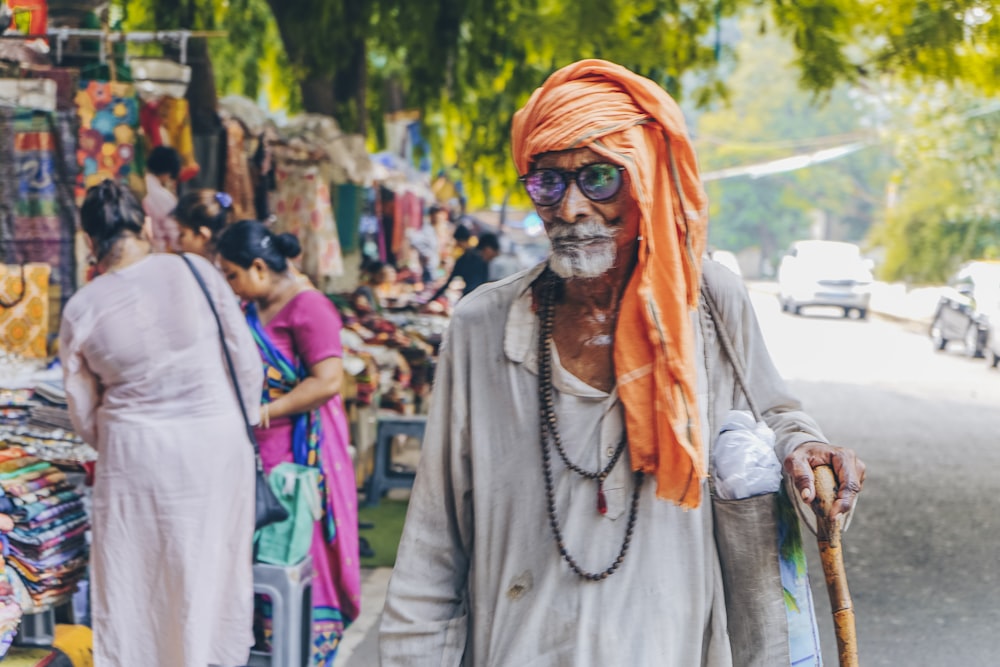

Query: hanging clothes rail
[{"left": 0, "top": 29, "right": 227, "bottom": 65}]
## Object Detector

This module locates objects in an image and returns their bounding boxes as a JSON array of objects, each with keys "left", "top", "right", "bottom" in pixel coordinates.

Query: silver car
[
  {"left": 929, "top": 260, "right": 1000, "bottom": 363},
  {"left": 778, "top": 241, "right": 873, "bottom": 319}
]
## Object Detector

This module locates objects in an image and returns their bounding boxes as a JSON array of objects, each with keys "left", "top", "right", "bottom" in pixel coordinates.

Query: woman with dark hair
[
  {"left": 61, "top": 180, "right": 263, "bottom": 667},
  {"left": 217, "top": 220, "right": 361, "bottom": 664},
  {"left": 173, "top": 189, "right": 235, "bottom": 260}
]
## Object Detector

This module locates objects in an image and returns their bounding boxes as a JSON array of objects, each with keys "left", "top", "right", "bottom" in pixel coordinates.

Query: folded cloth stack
[
  {"left": 0, "top": 389, "right": 33, "bottom": 427},
  {"left": 0, "top": 448, "right": 88, "bottom": 610},
  {"left": 32, "top": 382, "right": 66, "bottom": 406},
  {"left": 0, "top": 537, "right": 23, "bottom": 659},
  {"left": 29, "top": 380, "right": 74, "bottom": 432},
  {"left": 0, "top": 426, "right": 96, "bottom": 466}
]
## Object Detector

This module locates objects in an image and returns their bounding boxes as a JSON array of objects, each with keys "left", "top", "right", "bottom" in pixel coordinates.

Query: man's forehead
[{"left": 531, "top": 147, "right": 612, "bottom": 169}]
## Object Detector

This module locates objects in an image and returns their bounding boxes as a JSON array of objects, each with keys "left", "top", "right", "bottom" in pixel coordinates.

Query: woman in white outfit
[{"left": 61, "top": 180, "right": 262, "bottom": 667}]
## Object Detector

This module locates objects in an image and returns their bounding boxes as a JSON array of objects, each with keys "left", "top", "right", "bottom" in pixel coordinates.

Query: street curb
[{"left": 745, "top": 281, "right": 932, "bottom": 334}]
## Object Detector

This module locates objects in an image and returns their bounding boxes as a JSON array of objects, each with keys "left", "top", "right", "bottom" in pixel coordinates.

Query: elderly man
[{"left": 380, "top": 60, "right": 865, "bottom": 666}]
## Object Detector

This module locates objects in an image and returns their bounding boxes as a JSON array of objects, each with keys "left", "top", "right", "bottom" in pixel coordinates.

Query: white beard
[{"left": 548, "top": 220, "right": 618, "bottom": 279}]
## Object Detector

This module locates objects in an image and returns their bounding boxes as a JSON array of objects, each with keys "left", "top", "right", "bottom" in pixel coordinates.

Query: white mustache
[
  {"left": 548, "top": 220, "right": 617, "bottom": 245},
  {"left": 547, "top": 219, "right": 618, "bottom": 279}
]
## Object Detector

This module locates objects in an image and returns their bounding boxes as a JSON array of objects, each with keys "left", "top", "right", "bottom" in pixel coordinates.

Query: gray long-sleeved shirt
[{"left": 380, "top": 260, "right": 827, "bottom": 666}]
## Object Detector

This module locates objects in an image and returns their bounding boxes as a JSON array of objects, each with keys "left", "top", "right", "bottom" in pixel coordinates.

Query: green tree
[
  {"left": 122, "top": 0, "right": 1000, "bottom": 212},
  {"left": 871, "top": 87, "right": 1000, "bottom": 283},
  {"left": 694, "top": 15, "right": 891, "bottom": 268}
]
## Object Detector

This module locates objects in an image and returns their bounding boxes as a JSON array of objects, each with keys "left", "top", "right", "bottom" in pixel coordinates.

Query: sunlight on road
[{"left": 749, "top": 289, "right": 1000, "bottom": 407}]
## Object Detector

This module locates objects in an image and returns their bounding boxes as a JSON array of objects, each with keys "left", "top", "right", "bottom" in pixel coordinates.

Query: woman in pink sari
[{"left": 217, "top": 220, "right": 361, "bottom": 665}]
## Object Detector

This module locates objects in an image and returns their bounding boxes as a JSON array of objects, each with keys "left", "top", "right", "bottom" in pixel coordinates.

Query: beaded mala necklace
[{"left": 537, "top": 270, "right": 644, "bottom": 581}]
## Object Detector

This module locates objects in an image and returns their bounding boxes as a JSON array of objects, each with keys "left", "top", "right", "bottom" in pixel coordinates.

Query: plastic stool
[
  {"left": 363, "top": 414, "right": 427, "bottom": 506},
  {"left": 13, "top": 607, "right": 55, "bottom": 647},
  {"left": 248, "top": 557, "right": 314, "bottom": 667}
]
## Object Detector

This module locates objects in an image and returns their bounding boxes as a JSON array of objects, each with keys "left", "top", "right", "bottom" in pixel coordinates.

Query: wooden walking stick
[{"left": 813, "top": 465, "right": 859, "bottom": 667}]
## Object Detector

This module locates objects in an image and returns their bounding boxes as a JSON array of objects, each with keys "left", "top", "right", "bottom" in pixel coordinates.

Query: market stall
[
  {"left": 0, "top": 8, "right": 459, "bottom": 660},
  {"left": 0, "top": 353, "right": 93, "bottom": 659},
  {"left": 0, "top": 16, "right": 201, "bottom": 662}
]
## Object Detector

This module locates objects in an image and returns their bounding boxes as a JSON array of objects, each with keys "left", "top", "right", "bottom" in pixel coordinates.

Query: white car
[
  {"left": 709, "top": 250, "right": 743, "bottom": 277},
  {"left": 778, "top": 240, "right": 873, "bottom": 319}
]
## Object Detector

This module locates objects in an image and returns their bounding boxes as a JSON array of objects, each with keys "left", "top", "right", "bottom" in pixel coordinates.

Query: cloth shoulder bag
[
  {"left": 254, "top": 462, "right": 322, "bottom": 567},
  {"left": 701, "top": 280, "right": 823, "bottom": 667},
  {"left": 181, "top": 254, "right": 289, "bottom": 531}
]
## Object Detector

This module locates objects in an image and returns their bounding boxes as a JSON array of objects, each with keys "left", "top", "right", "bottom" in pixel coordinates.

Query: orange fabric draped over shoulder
[{"left": 511, "top": 60, "right": 710, "bottom": 508}]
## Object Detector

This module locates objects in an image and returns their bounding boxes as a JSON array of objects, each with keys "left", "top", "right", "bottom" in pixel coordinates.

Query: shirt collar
[
  {"left": 504, "top": 262, "right": 617, "bottom": 401},
  {"left": 503, "top": 262, "right": 547, "bottom": 372}
]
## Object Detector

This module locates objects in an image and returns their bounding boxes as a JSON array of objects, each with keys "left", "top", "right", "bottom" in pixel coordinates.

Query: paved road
[
  {"left": 753, "top": 294, "right": 1000, "bottom": 666},
  {"left": 341, "top": 289, "right": 1000, "bottom": 665}
]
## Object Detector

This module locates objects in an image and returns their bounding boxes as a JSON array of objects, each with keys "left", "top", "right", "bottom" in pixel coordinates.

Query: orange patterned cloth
[
  {"left": 0, "top": 263, "right": 50, "bottom": 359},
  {"left": 511, "top": 60, "right": 710, "bottom": 508},
  {"left": 223, "top": 118, "right": 255, "bottom": 220}
]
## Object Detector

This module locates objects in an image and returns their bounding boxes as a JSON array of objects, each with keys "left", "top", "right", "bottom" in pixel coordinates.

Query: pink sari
[{"left": 250, "top": 290, "right": 361, "bottom": 665}]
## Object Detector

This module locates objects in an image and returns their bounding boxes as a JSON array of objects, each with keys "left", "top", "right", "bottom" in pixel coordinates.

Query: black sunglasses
[{"left": 519, "top": 163, "right": 626, "bottom": 207}]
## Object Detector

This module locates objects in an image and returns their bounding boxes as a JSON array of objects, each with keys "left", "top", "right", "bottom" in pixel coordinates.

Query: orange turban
[{"left": 511, "top": 60, "right": 710, "bottom": 508}]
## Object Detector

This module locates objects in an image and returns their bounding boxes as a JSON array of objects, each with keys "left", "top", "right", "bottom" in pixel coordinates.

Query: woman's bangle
[{"left": 261, "top": 403, "right": 270, "bottom": 429}]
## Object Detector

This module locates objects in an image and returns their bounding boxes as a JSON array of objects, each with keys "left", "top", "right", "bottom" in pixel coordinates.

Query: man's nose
[{"left": 555, "top": 179, "right": 591, "bottom": 223}]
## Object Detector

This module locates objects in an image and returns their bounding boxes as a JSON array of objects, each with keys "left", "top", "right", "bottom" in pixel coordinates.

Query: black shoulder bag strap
[
  {"left": 181, "top": 254, "right": 261, "bottom": 465},
  {"left": 180, "top": 254, "right": 288, "bottom": 529}
]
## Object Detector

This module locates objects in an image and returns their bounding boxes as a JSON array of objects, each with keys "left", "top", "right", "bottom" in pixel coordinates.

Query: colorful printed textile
[
  {"left": 74, "top": 81, "right": 140, "bottom": 200},
  {"left": 139, "top": 97, "right": 199, "bottom": 182},
  {"left": 223, "top": 118, "right": 255, "bottom": 219},
  {"left": 0, "top": 448, "right": 88, "bottom": 608},
  {"left": 273, "top": 165, "right": 344, "bottom": 289},
  {"left": 0, "top": 541, "right": 22, "bottom": 660},
  {"left": 0, "top": 264, "right": 49, "bottom": 359},
  {"left": 7, "top": 0, "right": 47, "bottom": 36},
  {"left": 312, "top": 607, "right": 345, "bottom": 665},
  {"left": 0, "top": 108, "right": 77, "bottom": 329},
  {"left": 778, "top": 488, "right": 823, "bottom": 666}
]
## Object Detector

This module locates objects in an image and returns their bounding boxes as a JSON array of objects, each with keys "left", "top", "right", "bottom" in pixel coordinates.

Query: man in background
[
  {"left": 143, "top": 146, "right": 182, "bottom": 253},
  {"left": 429, "top": 227, "right": 498, "bottom": 302}
]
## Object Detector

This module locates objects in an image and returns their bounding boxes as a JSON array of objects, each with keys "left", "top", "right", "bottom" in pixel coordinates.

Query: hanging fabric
[
  {"left": 273, "top": 164, "right": 344, "bottom": 289},
  {"left": 0, "top": 107, "right": 78, "bottom": 330},
  {"left": 74, "top": 80, "right": 140, "bottom": 201},
  {"left": 222, "top": 117, "right": 255, "bottom": 219},
  {"left": 139, "top": 96, "right": 200, "bottom": 182},
  {"left": 6, "top": 0, "right": 47, "bottom": 36},
  {"left": 0, "top": 263, "right": 50, "bottom": 359},
  {"left": 334, "top": 183, "right": 361, "bottom": 254}
]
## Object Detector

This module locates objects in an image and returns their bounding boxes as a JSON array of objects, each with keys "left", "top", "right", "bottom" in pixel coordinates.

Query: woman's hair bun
[
  {"left": 217, "top": 220, "right": 298, "bottom": 273},
  {"left": 97, "top": 179, "right": 118, "bottom": 202},
  {"left": 80, "top": 179, "right": 145, "bottom": 259},
  {"left": 273, "top": 232, "right": 301, "bottom": 259}
]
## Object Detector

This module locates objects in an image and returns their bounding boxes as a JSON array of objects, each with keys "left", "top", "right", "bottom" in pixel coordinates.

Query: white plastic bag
[{"left": 712, "top": 410, "right": 782, "bottom": 500}]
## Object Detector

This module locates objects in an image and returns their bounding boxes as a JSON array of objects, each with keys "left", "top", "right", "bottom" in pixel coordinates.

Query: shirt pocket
[{"left": 601, "top": 485, "right": 627, "bottom": 521}]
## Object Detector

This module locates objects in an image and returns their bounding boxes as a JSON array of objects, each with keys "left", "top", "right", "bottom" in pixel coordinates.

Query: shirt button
[{"left": 606, "top": 447, "right": 616, "bottom": 457}]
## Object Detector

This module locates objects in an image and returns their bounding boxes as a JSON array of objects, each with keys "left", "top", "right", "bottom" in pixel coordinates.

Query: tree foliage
[
  {"left": 122, "top": 0, "right": 1000, "bottom": 229},
  {"left": 694, "top": 16, "right": 891, "bottom": 270},
  {"left": 871, "top": 85, "right": 1000, "bottom": 283}
]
